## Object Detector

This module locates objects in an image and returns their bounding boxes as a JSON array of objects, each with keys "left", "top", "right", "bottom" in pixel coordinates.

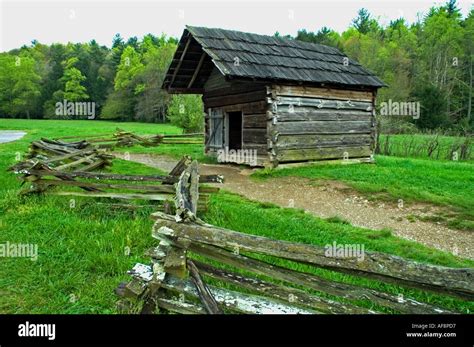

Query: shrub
[{"left": 166, "top": 94, "right": 204, "bottom": 133}]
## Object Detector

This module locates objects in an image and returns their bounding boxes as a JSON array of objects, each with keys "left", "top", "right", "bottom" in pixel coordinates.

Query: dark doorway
[{"left": 227, "top": 111, "right": 242, "bottom": 150}]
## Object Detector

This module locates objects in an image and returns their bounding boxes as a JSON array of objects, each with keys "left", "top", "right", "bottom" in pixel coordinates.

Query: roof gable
[{"left": 162, "top": 26, "right": 385, "bottom": 93}]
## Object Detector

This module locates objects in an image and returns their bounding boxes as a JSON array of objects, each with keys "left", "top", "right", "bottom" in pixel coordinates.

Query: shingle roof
[{"left": 163, "top": 26, "right": 386, "bottom": 91}]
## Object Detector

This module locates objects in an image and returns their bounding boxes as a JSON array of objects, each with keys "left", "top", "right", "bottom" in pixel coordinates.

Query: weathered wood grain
[
  {"left": 151, "top": 213, "right": 474, "bottom": 300},
  {"left": 51, "top": 191, "right": 172, "bottom": 201},
  {"left": 274, "top": 120, "right": 372, "bottom": 135},
  {"left": 276, "top": 110, "right": 372, "bottom": 122},
  {"left": 275, "top": 134, "right": 372, "bottom": 150},
  {"left": 204, "top": 89, "right": 267, "bottom": 108},
  {"left": 243, "top": 129, "right": 267, "bottom": 144},
  {"left": 273, "top": 85, "right": 374, "bottom": 102},
  {"left": 194, "top": 260, "right": 376, "bottom": 314},
  {"left": 186, "top": 242, "right": 456, "bottom": 314},
  {"left": 272, "top": 96, "right": 373, "bottom": 111},
  {"left": 187, "top": 260, "right": 222, "bottom": 314},
  {"left": 243, "top": 113, "right": 267, "bottom": 128},
  {"left": 276, "top": 146, "right": 372, "bottom": 162},
  {"left": 160, "top": 273, "right": 317, "bottom": 314}
]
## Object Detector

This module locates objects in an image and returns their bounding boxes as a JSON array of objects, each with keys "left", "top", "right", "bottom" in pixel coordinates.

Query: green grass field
[{"left": 0, "top": 119, "right": 472, "bottom": 313}]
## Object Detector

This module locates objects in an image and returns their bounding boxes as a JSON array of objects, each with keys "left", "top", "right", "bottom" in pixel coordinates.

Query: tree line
[{"left": 0, "top": 0, "right": 472, "bottom": 132}]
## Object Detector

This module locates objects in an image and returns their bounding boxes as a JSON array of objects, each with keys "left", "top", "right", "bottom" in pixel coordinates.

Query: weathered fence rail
[
  {"left": 54, "top": 129, "right": 204, "bottom": 148},
  {"left": 117, "top": 167, "right": 472, "bottom": 315},
  {"left": 10, "top": 135, "right": 220, "bottom": 212}
]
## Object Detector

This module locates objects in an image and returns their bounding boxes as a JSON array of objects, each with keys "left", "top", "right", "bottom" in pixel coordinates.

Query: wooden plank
[
  {"left": 163, "top": 248, "right": 188, "bottom": 278},
  {"left": 189, "top": 161, "right": 199, "bottom": 215},
  {"left": 175, "top": 166, "right": 195, "bottom": 222},
  {"left": 154, "top": 297, "right": 206, "bottom": 314},
  {"left": 276, "top": 146, "right": 372, "bottom": 162},
  {"left": 243, "top": 114, "right": 267, "bottom": 128},
  {"left": 203, "top": 67, "right": 231, "bottom": 92},
  {"left": 205, "top": 83, "right": 265, "bottom": 97},
  {"left": 186, "top": 243, "right": 455, "bottom": 314},
  {"left": 187, "top": 260, "right": 222, "bottom": 314},
  {"left": 274, "top": 85, "right": 374, "bottom": 102},
  {"left": 169, "top": 36, "right": 192, "bottom": 87},
  {"left": 267, "top": 108, "right": 278, "bottom": 166},
  {"left": 35, "top": 179, "right": 179, "bottom": 193},
  {"left": 276, "top": 110, "right": 372, "bottom": 122},
  {"left": 204, "top": 100, "right": 267, "bottom": 114},
  {"left": 275, "top": 157, "right": 374, "bottom": 169},
  {"left": 243, "top": 129, "right": 267, "bottom": 144},
  {"left": 160, "top": 274, "right": 317, "bottom": 314},
  {"left": 123, "top": 278, "right": 147, "bottom": 299},
  {"left": 242, "top": 143, "right": 268, "bottom": 155},
  {"left": 187, "top": 52, "right": 206, "bottom": 88},
  {"left": 44, "top": 148, "right": 97, "bottom": 164},
  {"left": 54, "top": 154, "right": 96, "bottom": 171},
  {"left": 30, "top": 141, "right": 70, "bottom": 155},
  {"left": 203, "top": 89, "right": 267, "bottom": 108},
  {"left": 274, "top": 120, "right": 372, "bottom": 135},
  {"left": 50, "top": 191, "right": 172, "bottom": 201},
  {"left": 194, "top": 260, "right": 375, "bottom": 314},
  {"left": 151, "top": 212, "right": 474, "bottom": 300},
  {"left": 18, "top": 163, "right": 102, "bottom": 193},
  {"left": 271, "top": 96, "right": 373, "bottom": 111},
  {"left": 275, "top": 134, "right": 372, "bottom": 150},
  {"left": 163, "top": 155, "right": 192, "bottom": 184},
  {"left": 25, "top": 170, "right": 169, "bottom": 182}
]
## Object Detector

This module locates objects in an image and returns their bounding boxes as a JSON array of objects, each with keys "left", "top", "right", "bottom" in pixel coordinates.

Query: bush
[{"left": 166, "top": 94, "right": 204, "bottom": 133}]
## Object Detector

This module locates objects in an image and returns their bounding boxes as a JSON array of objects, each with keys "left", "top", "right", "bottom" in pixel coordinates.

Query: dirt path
[{"left": 116, "top": 153, "right": 473, "bottom": 260}]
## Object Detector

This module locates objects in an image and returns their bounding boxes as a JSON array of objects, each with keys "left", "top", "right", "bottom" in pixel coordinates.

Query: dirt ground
[{"left": 115, "top": 152, "right": 474, "bottom": 260}]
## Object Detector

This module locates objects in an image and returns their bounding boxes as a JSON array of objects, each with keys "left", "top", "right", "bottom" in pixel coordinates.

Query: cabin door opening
[{"left": 227, "top": 111, "right": 242, "bottom": 150}]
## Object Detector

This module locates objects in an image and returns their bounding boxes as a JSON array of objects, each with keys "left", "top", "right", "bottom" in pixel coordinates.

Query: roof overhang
[{"left": 162, "top": 29, "right": 216, "bottom": 94}]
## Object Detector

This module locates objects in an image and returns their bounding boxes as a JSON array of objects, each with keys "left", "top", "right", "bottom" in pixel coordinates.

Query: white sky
[{"left": 0, "top": 0, "right": 472, "bottom": 52}]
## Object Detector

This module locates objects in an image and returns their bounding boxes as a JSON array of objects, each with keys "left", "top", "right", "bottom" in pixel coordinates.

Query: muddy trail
[{"left": 115, "top": 152, "right": 473, "bottom": 260}]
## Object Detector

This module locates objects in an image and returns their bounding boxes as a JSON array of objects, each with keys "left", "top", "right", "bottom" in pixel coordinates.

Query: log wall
[
  {"left": 202, "top": 71, "right": 378, "bottom": 167},
  {"left": 267, "top": 85, "right": 377, "bottom": 165},
  {"left": 203, "top": 68, "right": 269, "bottom": 163}
]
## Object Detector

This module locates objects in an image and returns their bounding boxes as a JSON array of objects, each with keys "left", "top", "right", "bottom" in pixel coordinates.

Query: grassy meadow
[{"left": 0, "top": 119, "right": 472, "bottom": 314}]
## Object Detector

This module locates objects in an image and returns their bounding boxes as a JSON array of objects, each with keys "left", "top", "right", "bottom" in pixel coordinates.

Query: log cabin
[{"left": 162, "top": 26, "right": 385, "bottom": 167}]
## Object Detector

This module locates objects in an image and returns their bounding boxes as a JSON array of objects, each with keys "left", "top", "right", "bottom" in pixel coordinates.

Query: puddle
[{"left": 0, "top": 131, "right": 26, "bottom": 143}]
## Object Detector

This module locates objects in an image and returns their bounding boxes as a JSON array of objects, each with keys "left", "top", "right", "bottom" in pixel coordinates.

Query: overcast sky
[{"left": 0, "top": 0, "right": 472, "bottom": 52}]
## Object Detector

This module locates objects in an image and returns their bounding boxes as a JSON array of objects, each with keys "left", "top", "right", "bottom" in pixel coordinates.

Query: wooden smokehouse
[{"left": 162, "top": 26, "right": 385, "bottom": 167}]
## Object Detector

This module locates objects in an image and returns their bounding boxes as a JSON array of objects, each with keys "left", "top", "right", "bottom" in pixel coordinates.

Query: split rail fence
[
  {"left": 9, "top": 133, "right": 217, "bottom": 212},
  {"left": 117, "top": 180, "right": 473, "bottom": 315}
]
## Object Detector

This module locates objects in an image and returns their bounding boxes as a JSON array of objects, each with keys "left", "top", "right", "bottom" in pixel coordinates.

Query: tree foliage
[
  {"left": 0, "top": 1, "right": 472, "bottom": 132},
  {"left": 166, "top": 94, "right": 204, "bottom": 133}
]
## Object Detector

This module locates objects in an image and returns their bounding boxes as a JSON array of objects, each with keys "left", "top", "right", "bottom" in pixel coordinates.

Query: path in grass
[{"left": 116, "top": 153, "right": 473, "bottom": 260}]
